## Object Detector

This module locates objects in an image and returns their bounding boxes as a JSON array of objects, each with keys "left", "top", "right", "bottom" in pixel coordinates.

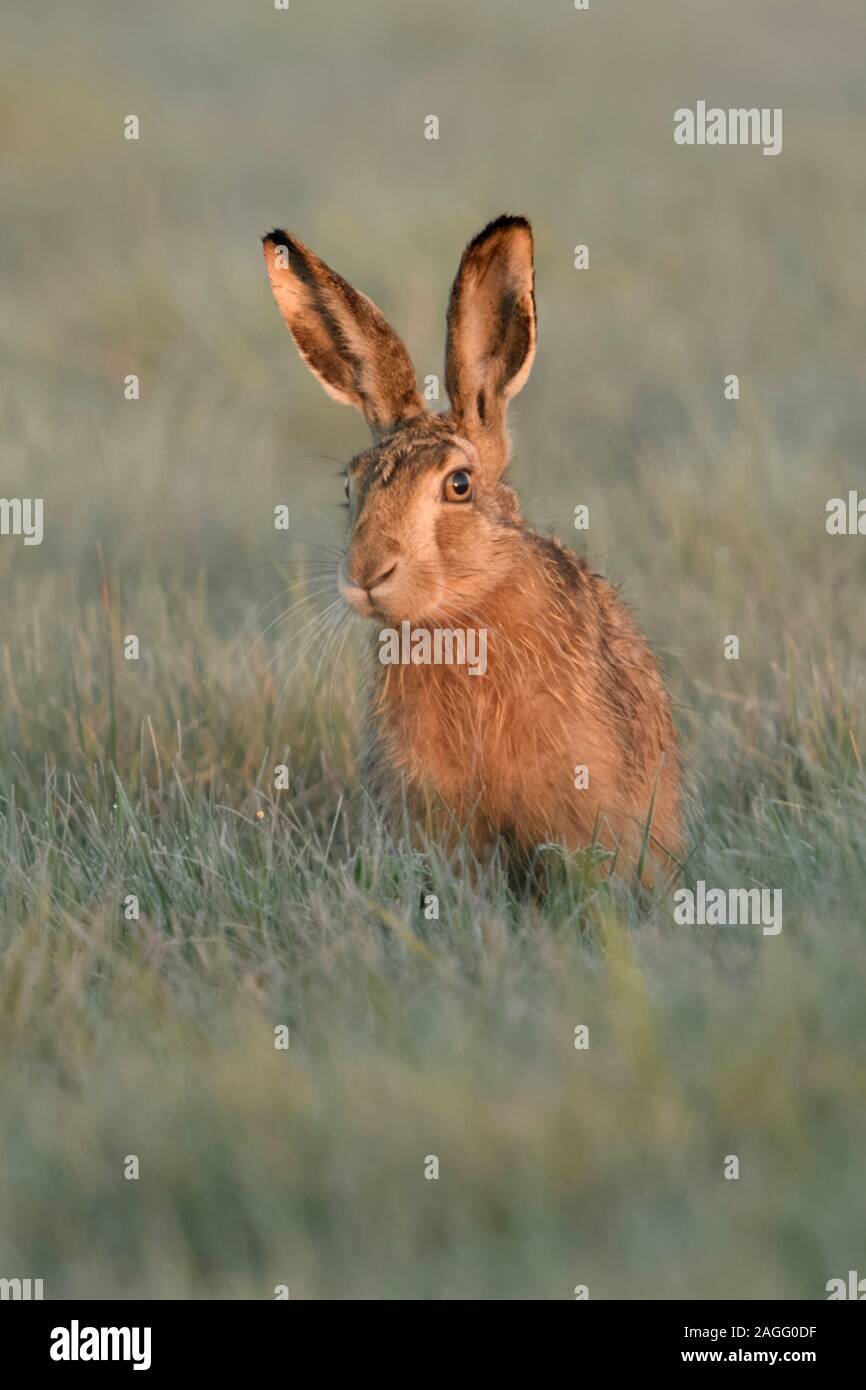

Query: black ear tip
[
  {"left": 262, "top": 228, "right": 292, "bottom": 250},
  {"left": 492, "top": 213, "right": 532, "bottom": 232},
  {"left": 467, "top": 214, "right": 533, "bottom": 253}
]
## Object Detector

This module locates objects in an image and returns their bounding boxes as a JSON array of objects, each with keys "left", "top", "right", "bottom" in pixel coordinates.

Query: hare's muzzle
[{"left": 338, "top": 555, "right": 400, "bottom": 618}]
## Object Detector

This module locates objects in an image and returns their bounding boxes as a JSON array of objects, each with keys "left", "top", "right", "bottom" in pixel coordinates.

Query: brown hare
[{"left": 262, "top": 215, "right": 681, "bottom": 881}]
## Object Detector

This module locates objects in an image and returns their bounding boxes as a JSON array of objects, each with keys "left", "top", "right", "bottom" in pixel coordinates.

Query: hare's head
[{"left": 262, "top": 216, "right": 536, "bottom": 624}]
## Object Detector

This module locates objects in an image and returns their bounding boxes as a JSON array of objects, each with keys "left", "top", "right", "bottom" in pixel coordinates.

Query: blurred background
[{"left": 1, "top": 0, "right": 865, "bottom": 1299}]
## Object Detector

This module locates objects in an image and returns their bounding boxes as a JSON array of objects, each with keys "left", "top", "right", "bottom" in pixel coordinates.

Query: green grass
[{"left": 1, "top": 0, "right": 865, "bottom": 1298}]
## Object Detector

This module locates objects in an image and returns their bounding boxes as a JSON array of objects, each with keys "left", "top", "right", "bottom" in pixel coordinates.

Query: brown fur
[{"left": 262, "top": 216, "right": 681, "bottom": 879}]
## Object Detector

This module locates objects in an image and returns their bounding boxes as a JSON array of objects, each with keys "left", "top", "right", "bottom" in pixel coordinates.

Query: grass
[{"left": 1, "top": 0, "right": 865, "bottom": 1299}]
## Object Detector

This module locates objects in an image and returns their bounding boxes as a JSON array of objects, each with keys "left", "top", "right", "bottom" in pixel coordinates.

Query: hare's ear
[
  {"left": 444, "top": 215, "right": 536, "bottom": 463},
  {"left": 262, "top": 230, "right": 424, "bottom": 439}
]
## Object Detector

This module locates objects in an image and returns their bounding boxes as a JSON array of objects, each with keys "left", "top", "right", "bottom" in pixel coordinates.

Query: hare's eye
[
  {"left": 443, "top": 469, "right": 473, "bottom": 503},
  {"left": 343, "top": 475, "right": 351, "bottom": 501}
]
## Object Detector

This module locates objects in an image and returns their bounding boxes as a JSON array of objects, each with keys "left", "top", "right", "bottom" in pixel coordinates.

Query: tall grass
[{"left": 1, "top": 0, "right": 865, "bottom": 1298}]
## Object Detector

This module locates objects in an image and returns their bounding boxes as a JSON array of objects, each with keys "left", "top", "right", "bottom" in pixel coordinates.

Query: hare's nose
[{"left": 365, "top": 559, "right": 398, "bottom": 593}]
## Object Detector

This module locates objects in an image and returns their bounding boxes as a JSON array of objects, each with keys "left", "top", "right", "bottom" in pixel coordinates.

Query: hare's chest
[
  {"left": 378, "top": 664, "right": 494, "bottom": 795},
  {"left": 375, "top": 661, "right": 527, "bottom": 806}
]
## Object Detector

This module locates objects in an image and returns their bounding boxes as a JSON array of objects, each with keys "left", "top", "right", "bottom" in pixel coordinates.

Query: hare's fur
[{"left": 262, "top": 216, "right": 681, "bottom": 878}]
